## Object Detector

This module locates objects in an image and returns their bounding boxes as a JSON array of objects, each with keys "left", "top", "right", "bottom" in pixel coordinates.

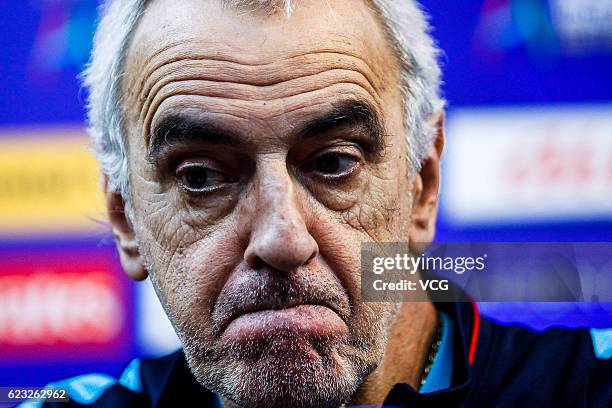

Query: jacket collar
[{"left": 382, "top": 301, "right": 481, "bottom": 407}]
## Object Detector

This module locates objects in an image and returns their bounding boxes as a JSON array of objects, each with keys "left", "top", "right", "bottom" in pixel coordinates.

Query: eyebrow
[
  {"left": 148, "top": 114, "right": 243, "bottom": 162},
  {"left": 296, "top": 100, "right": 386, "bottom": 157},
  {"left": 148, "top": 100, "right": 386, "bottom": 162}
]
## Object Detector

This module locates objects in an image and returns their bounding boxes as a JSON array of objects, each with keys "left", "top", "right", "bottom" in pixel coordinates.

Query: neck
[{"left": 348, "top": 301, "right": 439, "bottom": 406}]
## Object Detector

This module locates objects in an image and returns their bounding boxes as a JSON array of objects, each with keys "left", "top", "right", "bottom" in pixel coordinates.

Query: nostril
[
  {"left": 244, "top": 246, "right": 263, "bottom": 269},
  {"left": 306, "top": 247, "right": 317, "bottom": 264},
  {"left": 250, "top": 255, "right": 265, "bottom": 269}
]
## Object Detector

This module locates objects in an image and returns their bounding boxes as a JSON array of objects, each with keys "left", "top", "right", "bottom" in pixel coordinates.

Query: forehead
[
  {"left": 123, "top": 0, "right": 401, "bottom": 143},
  {"left": 129, "top": 0, "right": 394, "bottom": 67}
]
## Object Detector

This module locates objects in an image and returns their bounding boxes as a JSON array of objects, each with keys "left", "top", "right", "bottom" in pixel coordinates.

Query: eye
[
  {"left": 176, "top": 163, "right": 237, "bottom": 193},
  {"left": 308, "top": 152, "right": 360, "bottom": 179}
]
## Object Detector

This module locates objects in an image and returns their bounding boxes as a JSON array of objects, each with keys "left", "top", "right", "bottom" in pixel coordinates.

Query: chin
[{"left": 185, "top": 332, "right": 372, "bottom": 408}]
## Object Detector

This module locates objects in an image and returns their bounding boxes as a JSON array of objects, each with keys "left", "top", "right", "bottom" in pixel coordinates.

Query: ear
[
  {"left": 409, "top": 110, "right": 445, "bottom": 247},
  {"left": 104, "top": 176, "right": 148, "bottom": 281}
]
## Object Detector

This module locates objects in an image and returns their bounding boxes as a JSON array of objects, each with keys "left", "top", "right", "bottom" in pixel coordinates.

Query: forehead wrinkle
[
  {"left": 131, "top": 35, "right": 384, "bottom": 88},
  {"left": 143, "top": 79, "right": 380, "bottom": 146},
  {"left": 133, "top": 48, "right": 385, "bottom": 116},
  {"left": 139, "top": 66, "right": 382, "bottom": 126}
]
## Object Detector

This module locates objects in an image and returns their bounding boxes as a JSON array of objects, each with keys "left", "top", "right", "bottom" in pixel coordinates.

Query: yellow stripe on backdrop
[{"left": 0, "top": 126, "right": 107, "bottom": 235}]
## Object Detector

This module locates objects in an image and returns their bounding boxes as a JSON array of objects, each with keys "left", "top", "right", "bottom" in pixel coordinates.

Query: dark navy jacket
[{"left": 27, "top": 301, "right": 612, "bottom": 408}]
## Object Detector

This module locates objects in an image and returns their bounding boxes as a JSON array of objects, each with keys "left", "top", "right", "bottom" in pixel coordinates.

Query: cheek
[
  {"left": 311, "top": 205, "right": 404, "bottom": 310},
  {"left": 308, "top": 218, "right": 399, "bottom": 360},
  {"left": 146, "top": 226, "right": 244, "bottom": 339},
  {"left": 351, "top": 300, "right": 400, "bottom": 345},
  {"left": 132, "top": 190, "right": 244, "bottom": 336},
  {"left": 131, "top": 185, "right": 239, "bottom": 246},
  {"left": 339, "top": 170, "right": 411, "bottom": 243}
]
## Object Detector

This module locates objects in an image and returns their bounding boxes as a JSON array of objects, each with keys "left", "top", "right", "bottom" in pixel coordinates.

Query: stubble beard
[{"left": 177, "top": 305, "right": 398, "bottom": 408}]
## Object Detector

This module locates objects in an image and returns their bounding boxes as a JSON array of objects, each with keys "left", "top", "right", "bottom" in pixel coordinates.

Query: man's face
[{"left": 121, "top": 0, "right": 417, "bottom": 407}]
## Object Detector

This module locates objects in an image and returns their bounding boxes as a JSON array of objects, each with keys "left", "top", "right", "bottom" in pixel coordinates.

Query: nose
[{"left": 243, "top": 162, "right": 318, "bottom": 272}]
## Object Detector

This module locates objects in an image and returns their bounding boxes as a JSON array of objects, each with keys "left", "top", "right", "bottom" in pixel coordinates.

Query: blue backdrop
[{"left": 0, "top": 0, "right": 610, "bottom": 388}]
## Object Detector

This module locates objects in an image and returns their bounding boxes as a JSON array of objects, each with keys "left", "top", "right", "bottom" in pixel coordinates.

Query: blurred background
[{"left": 1, "top": 0, "right": 611, "bottom": 387}]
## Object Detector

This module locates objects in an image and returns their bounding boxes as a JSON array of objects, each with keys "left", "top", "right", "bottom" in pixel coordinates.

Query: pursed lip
[
  {"left": 217, "top": 297, "right": 349, "bottom": 334},
  {"left": 217, "top": 286, "right": 350, "bottom": 333},
  {"left": 211, "top": 266, "right": 353, "bottom": 336}
]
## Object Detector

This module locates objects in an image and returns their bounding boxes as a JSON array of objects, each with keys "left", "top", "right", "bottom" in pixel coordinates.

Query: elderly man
[{"left": 29, "top": 0, "right": 611, "bottom": 407}]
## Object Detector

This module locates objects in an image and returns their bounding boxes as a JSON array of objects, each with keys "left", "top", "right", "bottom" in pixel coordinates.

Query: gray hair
[{"left": 82, "top": 0, "right": 444, "bottom": 199}]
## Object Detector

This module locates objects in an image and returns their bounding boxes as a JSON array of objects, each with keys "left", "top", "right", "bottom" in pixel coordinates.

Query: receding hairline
[
  {"left": 124, "top": 0, "right": 399, "bottom": 65},
  {"left": 142, "top": 0, "right": 297, "bottom": 18}
]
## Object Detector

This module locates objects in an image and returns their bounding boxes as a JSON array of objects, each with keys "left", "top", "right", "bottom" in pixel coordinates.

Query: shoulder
[
  {"left": 483, "top": 317, "right": 612, "bottom": 365},
  {"left": 472, "top": 316, "right": 612, "bottom": 407},
  {"left": 17, "top": 352, "right": 183, "bottom": 408}
]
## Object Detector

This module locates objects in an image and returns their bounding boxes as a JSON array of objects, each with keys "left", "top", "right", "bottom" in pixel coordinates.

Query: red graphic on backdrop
[{"left": 0, "top": 246, "right": 131, "bottom": 362}]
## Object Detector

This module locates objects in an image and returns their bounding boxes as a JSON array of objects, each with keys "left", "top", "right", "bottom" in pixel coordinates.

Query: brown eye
[
  {"left": 177, "top": 164, "right": 237, "bottom": 193},
  {"left": 310, "top": 153, "right": 359, "bottom": 179}
]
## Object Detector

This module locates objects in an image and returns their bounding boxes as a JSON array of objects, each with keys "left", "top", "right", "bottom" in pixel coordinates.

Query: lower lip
[{"left": 222, "top": 305, "right": 347, "bottom": 341}]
